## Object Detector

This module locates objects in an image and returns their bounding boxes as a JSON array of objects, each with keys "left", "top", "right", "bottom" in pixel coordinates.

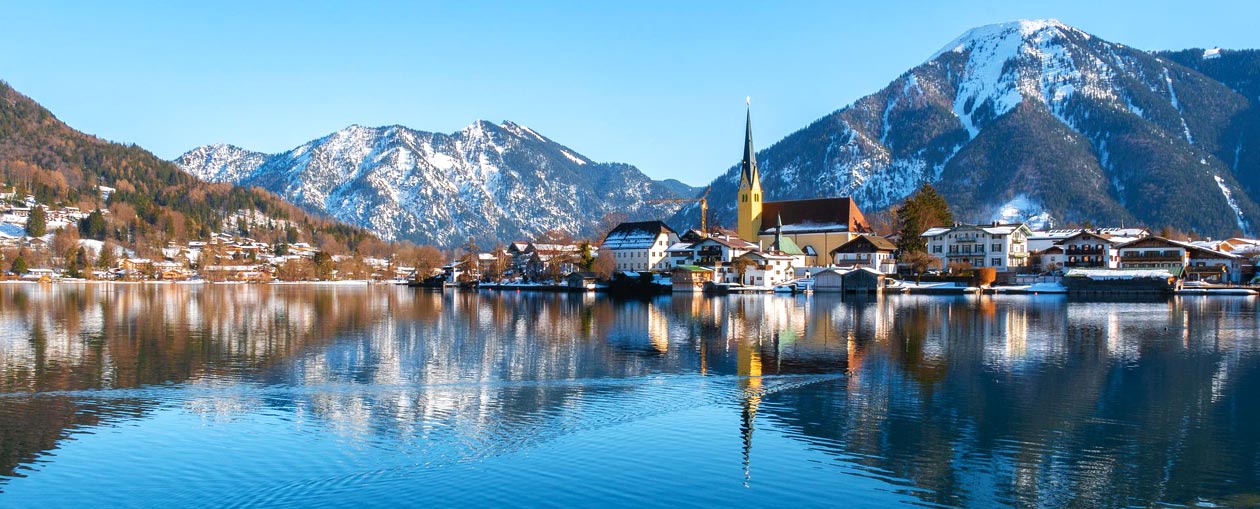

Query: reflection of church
[{"left": 736, "top": 107, "right": 872, "bottom": 265}]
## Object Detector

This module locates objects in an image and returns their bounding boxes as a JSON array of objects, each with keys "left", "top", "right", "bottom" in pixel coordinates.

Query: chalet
[
  {"left": 1027, "top": 227, "right": 1149, "bottom": 252},
  {"left": 601, "top": 221, "right": 680, "bottom": 272},
  {"left": 922, "top": 222, "right": 1032, "bottom": 272},
  {"left": 1115, "top": 237, "right": 1189, "bottom": 272},
  {"left": 669, "top": 232, "right": 759, "bottom": 267},
  {"left": 830, "top": 235, "right": 897, "bottom": 273},
  {"left": 1058, "top": 230, "right": 1125, "bottom": 269}
]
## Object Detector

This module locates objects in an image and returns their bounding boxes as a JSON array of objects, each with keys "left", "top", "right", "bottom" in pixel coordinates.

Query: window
[
  {"left": 992, "top": 258, "right": 1001, "bottom": 266},
  {"left": 992, "top": 243, "right": 1001, "bottom": 251}
]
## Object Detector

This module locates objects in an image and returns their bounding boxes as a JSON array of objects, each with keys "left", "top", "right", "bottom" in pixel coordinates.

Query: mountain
[
  {"left": 177, "top": 122, "right": 692, "bottom": 246},
  {"left": 674, "top": 20, "right": 1260, "bottom": 238},
  {"left": 0, "top": 80, "right": 371, "bottom": 253}
]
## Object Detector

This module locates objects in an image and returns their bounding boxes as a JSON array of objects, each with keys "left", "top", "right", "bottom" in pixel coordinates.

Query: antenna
[{"left": 746, "top": 96, "right": 751, "bottom": 106}]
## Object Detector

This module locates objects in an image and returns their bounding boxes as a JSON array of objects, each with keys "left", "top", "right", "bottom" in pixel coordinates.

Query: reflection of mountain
[{"left": 2, "top": 287, "right": 1259, "bottom": 506}]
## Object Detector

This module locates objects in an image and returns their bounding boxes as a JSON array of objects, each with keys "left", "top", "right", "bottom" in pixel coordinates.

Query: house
[
  {"left": 670, "top": 265, "right": 714, "bottom": 293},
  {"left": 1187, "top": 245, "right": 1244, "bottom": 283},
  {"left": 734, "top": 106, "right": 870, "bottom": 265},
  {"left": 1058, "top": 230, "right": 1126, "bottom": 269},
  {"left": 735, "top": 250, "right": 796, "bottom": 288},
  {"left": 120, "top": 258, "right": 153, "bottom": 273},
  {"left": 1115, "top": 237, "right": 1189, "bottom": 272},
  {"left": 565, "top": 271, "right": 599, "bottom": 290},
  {"left": 1111, "top": 236, "right": 1244, "bottom": 282},
  {"left": 830, "top": 235, "right": 897, "bottom": 273},
  {"left": 601, "top": 221, "right": 680, "bottom": 272},
  {"left": 201, "top": 264, "right": 272, "bottom": 282},
  {"left": 669, "top": 232, "right": 759, "bottom": 268},
  {"left": 922, "top": 222, "right": 1033, "bottom": 272},
  {"left": 527, "top": 249, "right": 578, "bottom": 281},
  {"left": 1033, "top": 246, "right": 1064, "bottom": 273},
  {"left": 1027, "top": 227, "right": 1149, "bottom": 252}
]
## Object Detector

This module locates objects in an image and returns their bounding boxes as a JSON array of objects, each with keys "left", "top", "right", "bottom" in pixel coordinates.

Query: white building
[
  {"left": 1027, "top": 227, "right": 1149, "bottom": 252},
  {"left": 736, "top": 250, "right": 797, "bottom": 288},
  {"left": 601, "top": 221, "right": 680, "bottom": 272},
  {"left": 922, "top": 222, "right": 1033, "bottom": 272}
]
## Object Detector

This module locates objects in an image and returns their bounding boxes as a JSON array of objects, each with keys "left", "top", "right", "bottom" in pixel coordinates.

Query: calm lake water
[{"left": 1, "top": 284, "right": 1258, "bottom": 508}]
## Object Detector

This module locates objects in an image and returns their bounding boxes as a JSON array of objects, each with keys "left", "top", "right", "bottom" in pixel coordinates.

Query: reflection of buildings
[{"left": 4, "top": 287, "right": 1259, "bottom": 508}]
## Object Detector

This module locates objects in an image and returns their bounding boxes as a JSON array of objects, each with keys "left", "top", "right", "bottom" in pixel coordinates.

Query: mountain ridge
[
  {"left": 177, "top": 121, "right": 694, "bottom": 246},
  {"left": 671, "top": 19, "right": 1260, "bottom": 238}
]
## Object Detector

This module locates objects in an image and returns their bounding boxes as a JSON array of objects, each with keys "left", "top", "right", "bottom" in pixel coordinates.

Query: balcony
[
  {"left": 1119, "top": 255, "right": 1183, "bottom": 263},
  {"left": 1065, "top": 246, "right": 1105, "bottom": 254}
]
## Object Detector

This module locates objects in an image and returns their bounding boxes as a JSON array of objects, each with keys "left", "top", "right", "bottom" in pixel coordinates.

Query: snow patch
[
  {"left": 1203, "top": 47, "right": 1222, "bottom": 59},
  {"left": 559, "top": 149, "right": 587, "bottom": 166},
  {"left": 993, "top": 194, "right": 1054, "bottom": 229},
  {"left": 1163, "top": 67, "right": 1193, "bottom": 144},
  {"left": 1214, "top": 175, "right": 1250, "bottom": 234}
]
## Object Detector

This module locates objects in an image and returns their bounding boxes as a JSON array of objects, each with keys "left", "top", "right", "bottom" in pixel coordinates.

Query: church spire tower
[{"left": 737, "top": 98, "right": 764, "bottom": 243}]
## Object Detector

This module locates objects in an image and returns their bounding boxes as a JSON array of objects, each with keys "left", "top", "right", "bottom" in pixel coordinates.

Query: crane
[{"left": 648, "top": 186, "right": 711, "bottom": 236}]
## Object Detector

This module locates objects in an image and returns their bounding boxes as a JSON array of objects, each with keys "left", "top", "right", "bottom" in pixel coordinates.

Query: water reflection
[{"left": 1, "top": 284, "right": 1258, "bottom": 507}]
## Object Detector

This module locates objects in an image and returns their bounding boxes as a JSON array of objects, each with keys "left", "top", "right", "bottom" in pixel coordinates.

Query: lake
[{"left": 0, "top": 284, "right": 1258, "bottom": 508}]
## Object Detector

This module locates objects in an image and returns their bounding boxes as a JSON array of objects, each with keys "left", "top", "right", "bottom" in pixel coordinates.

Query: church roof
[
  {"left": 772, "top": 235, "right": 804, "bottom": 256},
  {"left": 759, "top": 197, "right": 869, "bottom": 234}
]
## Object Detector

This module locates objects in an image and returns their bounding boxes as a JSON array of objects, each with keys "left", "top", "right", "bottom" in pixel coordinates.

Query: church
[{"left": 735, "top": 107, "right": 871, "bottom": 266}]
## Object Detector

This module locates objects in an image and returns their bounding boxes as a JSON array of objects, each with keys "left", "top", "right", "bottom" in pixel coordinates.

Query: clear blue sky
[{"left": 2, "top": 1, "right": 1257, "bottom": 185}]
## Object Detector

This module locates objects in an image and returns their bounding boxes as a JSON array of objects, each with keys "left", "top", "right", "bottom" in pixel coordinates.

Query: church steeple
[
  {"left": 739, "top": 107, "right": 760, "bottom": 190},
  {"left": 736, "top": 99, "right": 764, "bottom": 243}
]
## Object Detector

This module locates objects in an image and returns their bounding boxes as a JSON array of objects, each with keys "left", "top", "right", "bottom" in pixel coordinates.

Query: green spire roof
[{"left": 772, "top": 234, "right": 804, "bottom": 256}]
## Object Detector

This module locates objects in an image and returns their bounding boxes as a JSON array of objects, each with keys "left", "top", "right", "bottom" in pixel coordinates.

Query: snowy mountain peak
[
  {"left": 176, "top": 143, "right": 269, "bottom": 183},
  {"left": 673, "top": 20, "right": 1260, "bottom": 238},
  {"left": 176, "top": 120, "right": 685, "bottom": 245},
  {"left": 931, "top": 19, "right": 1080, "bottom": 60}
]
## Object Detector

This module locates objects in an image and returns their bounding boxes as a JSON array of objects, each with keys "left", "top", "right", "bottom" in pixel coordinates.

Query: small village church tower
[{"left": 736, "top": 104, "right": 763, "bottom": 243}]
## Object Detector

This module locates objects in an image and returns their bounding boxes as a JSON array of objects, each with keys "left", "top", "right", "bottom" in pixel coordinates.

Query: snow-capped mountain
[
  {"left": 676, "top": 19, "right": 1260, "bottom": 237},
  {"left": 176, "top": 121, "right": 694, "bottom": 246}
]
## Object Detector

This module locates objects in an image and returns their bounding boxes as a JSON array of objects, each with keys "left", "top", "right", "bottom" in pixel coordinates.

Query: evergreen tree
[
  {"left": 10, "top": 256, "right": 27, "bottom": 275},
  {"left": 578, "top": 241, "right": 596, "bottom": 272},
  {"left": 25, "top": 205, "right": 46, "bottom": 237},
  {"left": 67, "top": 247, "right": 88, "bottom": 278},
  {"left": 97, "top": 244, "right": 116, "bottom": 269},
  {"left": 312, "top": 251, "right": 335, "bottom": 280},
  {"left": 79, "top": 209, "right": 107, "bottom": 240},
  {"left": 896, "top": 184, "right": 953, "bottom": 254}
]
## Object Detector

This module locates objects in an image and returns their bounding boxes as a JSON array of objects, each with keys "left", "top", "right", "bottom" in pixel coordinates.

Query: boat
[{"left": 1174, "top": 287, "right": 1257, "bottom": 296}]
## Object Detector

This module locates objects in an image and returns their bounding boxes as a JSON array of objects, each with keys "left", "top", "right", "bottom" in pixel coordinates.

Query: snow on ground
[
  {"left": 993, "top": 194, "right": 1054, "bottom": 229},
  {"left": 1203, "top": 47, "right": 1222, "bottom": 59},
  {"left": 78, "top": 239, "right": 104, "bottom": 256}
]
